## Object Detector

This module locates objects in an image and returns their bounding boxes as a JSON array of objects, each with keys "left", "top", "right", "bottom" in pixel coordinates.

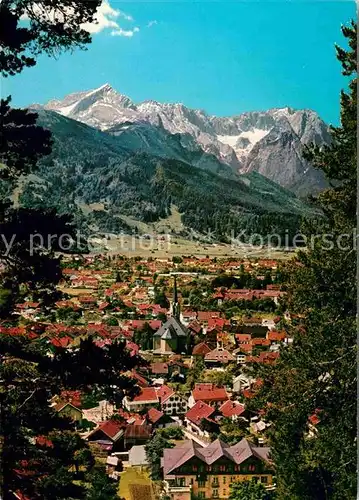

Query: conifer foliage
[
  {"left": 0, "top": 0, "right": 101, "bottom": 76},
  {"left": 0, "top": 1, "right": 140, "bottom": 498},
  {"left": 249, "top": 21, "right": 357, "bottom": 499}
]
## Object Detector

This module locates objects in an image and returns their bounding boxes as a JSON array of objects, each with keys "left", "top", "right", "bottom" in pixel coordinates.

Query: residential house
[
  {"left": 187, "top": 320, "right": 202, "bottom": 336},
  {"left": 267, "top": 330, "right": 288, "bottom": 345},
  {"left": 53, "top": 401, "right": 83, "bottom": 423},
  {"left": 184, "top": 401, "right": 216, "bottom": 438},
  {"left": 181, "top": 310, "right": 197, "bottom": 326},
  {"left": 146, "top": 408, "right": 171, "bottom": 429},
  {"left": 157, "top": 385, "right": 188, "bottom": 415},
  {"left": 15, "top": 302, "right": 41, "bottom": 320},
  {"left": 129, "top": 445, "right": 149, "bottom": 469},
  {"left": 189, "top": 384, "right": 229, "bottom": 408},
  {"left": 192, "top": 342, "right": 212, "bottom": 357},
  {"left": 123, "top": 387, "right": 159, "bottom": 412},
  {"left": 232, "top": 374, "right": 255, "bottom": 394},
  {"left": 106, "top": 455, "right": 121, "bottom": 479},
  {"left": 163, "top": 438, "right": 273, "bottom": 500},
  {"left": 77, "top": 295, "right": 97, "bottom": 308},
  {"left": 204, "top": 348, "right": 236, "bottom": 367},
  {"left": 131, "top": 370, "right": 150, "bottom": 388},
  {"left": 150, "top": 362, "right": 169, "bottom": 378},
  {"left": 232, "top": 347, "right": 251, "bottom": 364},
  {"left": 87, "top": 419, "right": 125, "bottom": 452},
  {"left": 219, "top": 400, "right": 246, "bottom": 421},
  {"left": 123, "top": 424, "right": 152, "bottom": 451},
  {"left": 197, "top": 311, "right": 221, "bottom": 327}
]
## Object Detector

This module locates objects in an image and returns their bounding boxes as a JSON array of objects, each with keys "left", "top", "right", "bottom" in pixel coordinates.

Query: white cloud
[
  {"left": 111, "top": 27, "right": 140, "bottom": 38},
  {"left": 82, "top": 1, "right": 137, "bottom": 37},
  {"left": 119, "top": 12, "right": 134, "bottom": 22},
  {"left": 21, "top": 1, "right": 139, "bottom": 37},
  {"left": 147, "top": 20, "right": 158, "bottom": 28}
]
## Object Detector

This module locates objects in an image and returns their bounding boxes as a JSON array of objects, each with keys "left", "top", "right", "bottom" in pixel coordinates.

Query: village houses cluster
[{"left": 3, "top": 254, "right": 319, "bottom": 500}]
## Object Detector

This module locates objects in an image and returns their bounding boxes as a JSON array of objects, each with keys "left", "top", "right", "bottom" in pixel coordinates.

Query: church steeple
[{"left": 172, "top": 275, "right": 180, "bottom": 319}]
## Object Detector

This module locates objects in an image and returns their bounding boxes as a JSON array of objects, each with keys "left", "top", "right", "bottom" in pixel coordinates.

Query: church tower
[{"left": 171, "top": 275, "right": 180, "bottom": 319}]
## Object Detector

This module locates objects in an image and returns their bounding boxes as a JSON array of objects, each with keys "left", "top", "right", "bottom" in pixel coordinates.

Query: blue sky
[{"left": 3, "top": 1, "right": 355, "bottom": 125}]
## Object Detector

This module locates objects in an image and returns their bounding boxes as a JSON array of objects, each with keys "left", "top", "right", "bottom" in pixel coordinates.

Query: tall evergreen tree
[
  {"left": 248, "top": 21, "right": 357, "bottom": 499},
  {"left": 0, "top": 0, "right": 101, "bottom": 76},
  {"left": 0, "top": 2, "right": 140, "bottom": 498}
]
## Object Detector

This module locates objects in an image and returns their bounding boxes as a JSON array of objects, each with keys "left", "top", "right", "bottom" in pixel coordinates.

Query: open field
[
  {"left": 118, "top": 468, "right": 154, "bottom": 500},
  {"left": 87, "top": 235, "right": 295, "bottom": 260},
  {"left": 118, "top": 205, "right": 184, "bottom": 235},
  {"left": 84, "top": 205, "right": 296, "bottom": 260},
  {"left": 59, "top": 287, "right": 96, "bottom": 296}
]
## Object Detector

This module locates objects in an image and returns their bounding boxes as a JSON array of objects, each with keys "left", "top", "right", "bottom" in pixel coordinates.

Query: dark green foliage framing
[
  {"left": 0, "top": 0, "right": 101, "bottom": 76},
  {"left": 248, "top": 21, "right": 357, "bottom": 499}
]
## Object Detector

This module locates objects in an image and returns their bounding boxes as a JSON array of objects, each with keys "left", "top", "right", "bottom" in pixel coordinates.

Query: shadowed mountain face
[
  {"left": 17, "top": 109, "right": 318, "bottom": 241},
  {"left": 36, "top": 84, "right": 331, "bottom": 196}
]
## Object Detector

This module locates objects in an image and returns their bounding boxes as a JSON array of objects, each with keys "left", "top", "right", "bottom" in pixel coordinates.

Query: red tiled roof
[
  {"left": 237, "top": 343, "right": 253, "bottom": 353},
  {"left": 308, "top": 408, "right": 322, "bottom": 426},
  {"left": 137, "top": 303, "right": 151, "bottom": 311},
  {"left": 126, "top": 341, "right": 139, "bottom": 356},
  {"left": 267, "top": 330, "right": 287, "bottom": 342},
  {"left": 246, "top": 352, "right": 279, "bottom": 364},
  {"left": 219, "top": 400, "right": 246, "bottom": 418},
  {"left": 185, "top": 400, "right": 215, "bottom": 425},
  {"left": 188, "top": 320, "right": 202, "bottom": 334},
  {"left": 197, "top": 311, "right": 220, "bottom": 322},
  {"left": 163, "top": 438, "right": 271, "bottom": 476},
  {"left": 181, "top": 310, "right": 197, "bottom": 318},
  {"left": 131, "top": 370, "right": 149, "bottom": 387},
  {"left": 78, "top": 295, "right": 97, "bottom": 303},
  {"left": 192, "top": 342, "right": 212, "bottom": 356},
  {"left": 59, "top": 390, "right": 82, "bottom": 408},
  {"left": 251, "top": 338, "right": 271, "bottom": 347},
  {"left": 308, "top": 414, "right": 320, "bottom": 426},
  {"left": 96, "top": 420, "right": 124, "bottom": 439},
  {"left": 55, "top": 300, "right": 79, "bottom": 310},
  {"left": 151, "top": 362, "right": 169, "bottom": 375},
  {"left": 131, "top": 387, "right": 158, "bottom": 403},
  {"left": 124, "top": 423, "right": 152, "bottom": 439},
  {"left": 147, "top": 408, "right": 165, "bottom": 424},
  {"left": 50, "top": 337, "right": 72, "bottom": 348},
  {"left": 0, "top": 326, "right": 26, "bottom": 336},
  {"left": 116, "top": 408, "right": 145, "bottom": 425},
  {"left": 149, "top": 320, "right": 162, "bottom": 330},
  {"left": 156, "top": 385, "right": 174, "bottom": 403},
  {"left": 235, "top": 334, "right": 251, "bottom": 343},
  {"left": 36, "top": 436, "right": 53, "bottom": 448},
  {"left": 204, "top": 348, "right": 235, "bottom": 363},
  {"left": 257, "top": 259, "right": 278, "bottom": 268},
  {"left": 192, "top": 383, "right": 229, "bottom": 403},
  {"left": 98, "top": 302, "right": 110, "bottom": 311},
  {"left": 62, "top": 268, "right": 76, "bottom": 275},
  {"left": 207, "top": 318, "right": 229, "bottom": 330},
  {"left": 16, "top": 302, "right": 40, "bottom": 309}
]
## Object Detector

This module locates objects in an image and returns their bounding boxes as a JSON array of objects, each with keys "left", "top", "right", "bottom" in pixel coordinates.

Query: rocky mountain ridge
[
  {"left": 15, "top": 109, "right": 316, "bottom": 242},
  {"left": 35, "top": 84, "right": 331, "bottom": 196}
]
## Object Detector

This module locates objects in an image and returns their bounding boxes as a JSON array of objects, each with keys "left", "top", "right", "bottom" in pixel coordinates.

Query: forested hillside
[{"left": 17, "top": 109, "right": 317, "bottom": 243}]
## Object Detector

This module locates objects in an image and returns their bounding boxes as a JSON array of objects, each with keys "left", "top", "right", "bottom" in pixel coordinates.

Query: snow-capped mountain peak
[{"left": 38, "top": 84, "right": 331, "bottom": 195}]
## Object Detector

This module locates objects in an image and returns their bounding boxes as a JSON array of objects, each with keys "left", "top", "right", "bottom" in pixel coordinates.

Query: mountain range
[
  {"left": 35, "top": 83, "right": 331, "bottom": 197},
  {"left": 15, "top": 84, "right": 328, "bottom": 242}
]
